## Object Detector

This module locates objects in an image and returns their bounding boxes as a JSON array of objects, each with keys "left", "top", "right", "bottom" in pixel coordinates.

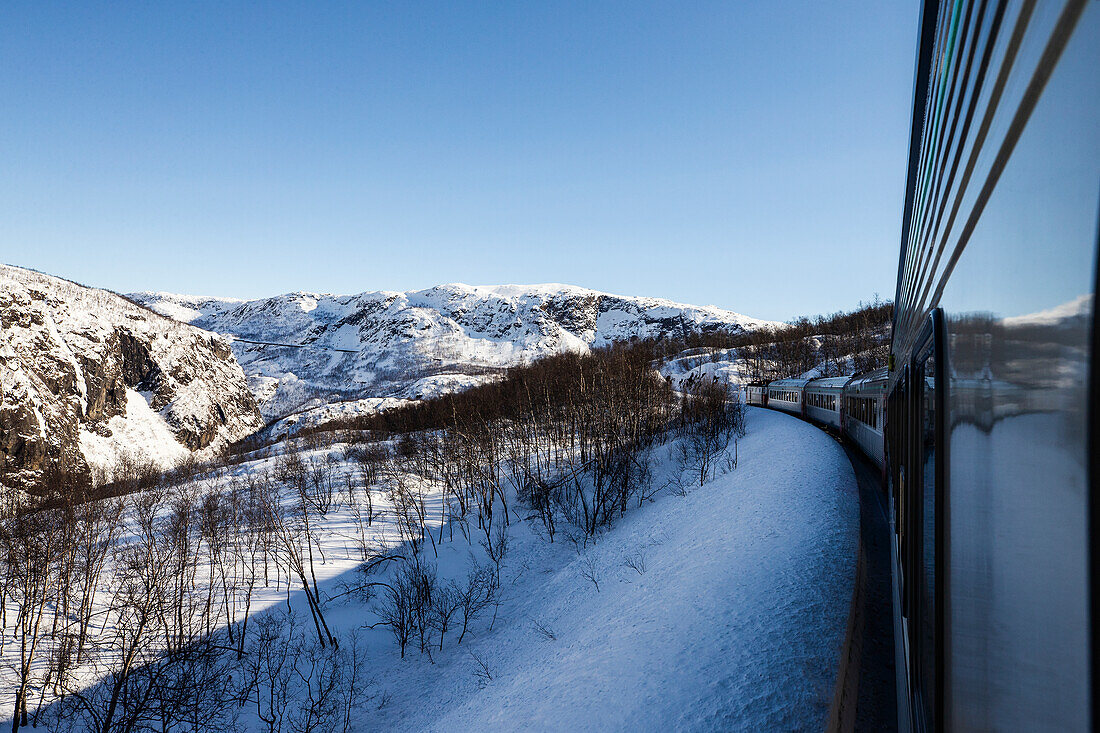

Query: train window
[
  {"left": 895, "top": 371, "right": 908, "bottom": 611},
  {"left": 916, "top": 344, "right": 937, "bottom": 730},
  {"left": 909, "top": 309, "right": 944, "bottom": 732}
]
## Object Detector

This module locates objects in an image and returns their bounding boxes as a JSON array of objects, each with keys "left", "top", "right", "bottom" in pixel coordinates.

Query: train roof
[
  {"left": 805, "top": 376, "right": 854, "bottom": 390},
  {"left": 847, "top": 367, "right": 889, "bottom": 390},
  {"left": 769, "top": 378, "right": 812, "bottom": 389}
]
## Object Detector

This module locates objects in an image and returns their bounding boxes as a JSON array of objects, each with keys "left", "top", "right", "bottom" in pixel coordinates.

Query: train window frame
[{"left": 909, "top": 308, "right": 948, "bottom": 733}]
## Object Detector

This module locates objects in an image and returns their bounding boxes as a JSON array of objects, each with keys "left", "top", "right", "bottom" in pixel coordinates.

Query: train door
[{"left": 909, "top": 310, "right": 946, "bottom": 732}]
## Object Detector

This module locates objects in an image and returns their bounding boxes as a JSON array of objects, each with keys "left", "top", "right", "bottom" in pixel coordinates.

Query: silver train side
[{"left": 887, "top": 1, "right": 1097, "bottom": 731}]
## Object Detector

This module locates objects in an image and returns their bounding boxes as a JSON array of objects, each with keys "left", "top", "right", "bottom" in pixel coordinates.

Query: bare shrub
[
  {"left": 457, "top": 561, "right": 498, "bottom": 644},
  {"left": 623, "top": 550, "right": 648, "bottom": 575},
  {"left": 579, "top": 553, "right": 601, "bottom": 593},
  {"left": 529, "top": 616, "right": 557, "bottom": 642},
  {"left": 677, "top": 380, "right": 745, "bottom": 486},
  {"left": 469, "top": 651, "right": 494, "bottom": 689}
]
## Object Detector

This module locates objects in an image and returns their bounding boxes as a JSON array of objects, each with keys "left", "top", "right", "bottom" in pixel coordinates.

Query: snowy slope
[
  {"left": 363, "top": 407, "right": 858, "bottom": 731},
  {"left": 20, "top": 405, "right": 858, "bottom": 731},
  {"left": 131, "top": 284, "right": 780, "bottom": 420},
  {"left": 0, "top": 265, "right": 262, "bottom": 494},
  {"left": 659, "top": 347, "right": 750, "bottom": 388},
  {"left": 263, "top": 396, "right": 414, "bottom": 440}
]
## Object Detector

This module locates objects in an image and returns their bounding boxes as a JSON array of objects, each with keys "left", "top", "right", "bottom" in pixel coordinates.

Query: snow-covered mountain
[
  {"left": 0, "top": 265, "right": 262, "bottom": 496},
  {"left": 132, "top": 284, "right": 779, "bottom": 421}
]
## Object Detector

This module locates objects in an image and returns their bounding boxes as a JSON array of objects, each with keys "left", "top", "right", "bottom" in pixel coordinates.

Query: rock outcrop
[{"left": 0, "top": 265, "right": 263, "bottom": 497}]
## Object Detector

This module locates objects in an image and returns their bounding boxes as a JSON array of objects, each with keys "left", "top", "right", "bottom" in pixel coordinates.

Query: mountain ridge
[{"left": 131, "top": 283, "right": 781, "bottom": 421}]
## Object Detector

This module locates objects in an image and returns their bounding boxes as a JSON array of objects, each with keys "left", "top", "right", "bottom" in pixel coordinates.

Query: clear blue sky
[{"left": 1, "top": 2, "right": 918, "bottom": 322}]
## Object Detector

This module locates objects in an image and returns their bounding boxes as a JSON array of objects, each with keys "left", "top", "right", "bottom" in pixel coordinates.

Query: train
[
  {"left": 744, "top": 372, "right": 887, "bottom": 478},
  {"left": 887, "top": 1, "right": 1096, "bottom": 730},
  {"left": 749, "top": 2, "right": 1098, "bottom": 729}
]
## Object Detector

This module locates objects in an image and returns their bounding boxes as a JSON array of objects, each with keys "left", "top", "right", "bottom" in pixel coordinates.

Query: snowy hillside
[
  {"left": 0, "top": 265, "right": 262, "bottom": 496},
  {"left": 364, "top": 408, "right": 858, "bottom": 730},
  {"left": 132, "top": 284, "right": 779, "bottom": 420},
  {"left": 659, "top": 347, "right": 750, "bottom": 388},
  {"left": 14, "top": 406, "right": 858, "bottom": 731}
]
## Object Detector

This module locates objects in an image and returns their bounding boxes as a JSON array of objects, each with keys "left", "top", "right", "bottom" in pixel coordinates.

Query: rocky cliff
[{"left": 0, "top": 265, "right": 263, "bottom": 497}]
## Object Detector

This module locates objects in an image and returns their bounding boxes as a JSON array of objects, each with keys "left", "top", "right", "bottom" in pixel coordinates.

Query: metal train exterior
[
  {"left": 767, "top": 378, "right": 810, "bottom": 416},
  {"left": 844, "top": 368, "right": 887, "bottom": 470},
  {"left": 887, "top": 1, "right": 1097, "bottom": 730}
]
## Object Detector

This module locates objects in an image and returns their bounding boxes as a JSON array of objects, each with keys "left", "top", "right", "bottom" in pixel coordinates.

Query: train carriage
[
  {"left": 744, "top": 384, "right": 767, "bottom": 406},
  {"left": 767, "top": 378, "right": 810, "bottom": 416},
  {"left": 803, "top": 376, "right": 852, "bottom": 430},
  {"left": 745, "top": 2, "right": 1096, "bottom": 728},
  {"left": 842, "top": 368, "right": 887, "bottom": 470}
]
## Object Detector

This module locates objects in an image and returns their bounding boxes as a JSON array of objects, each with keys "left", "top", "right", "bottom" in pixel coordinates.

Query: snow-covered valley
[{"left": 0, "top": 265, "right": 863, "bottom": 732}]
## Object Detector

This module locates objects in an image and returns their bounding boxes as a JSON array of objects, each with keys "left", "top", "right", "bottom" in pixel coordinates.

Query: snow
[
  {"left": 130, "top": 284, "right": 781, "bottom": 420},
  {"left": 78, "top": 388, "right": 190, "bottom": 478},
  {"left": 7, "top": 401, "right": 858, "bottom": 731},
  {"left": 398, "top": 372, "right": 498, "bottom": 400},
  {"left": 659, "top": 347, "right": 749, "bottom": 388},
  {"left": 263, "top": 396, "right": 414, "bottom": 439},
  {"left": 356, "top": 407, "right": 858, "bottom": 731},
  {"left": 138, "top": 291, "right": 245, "bottom": 324}
]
